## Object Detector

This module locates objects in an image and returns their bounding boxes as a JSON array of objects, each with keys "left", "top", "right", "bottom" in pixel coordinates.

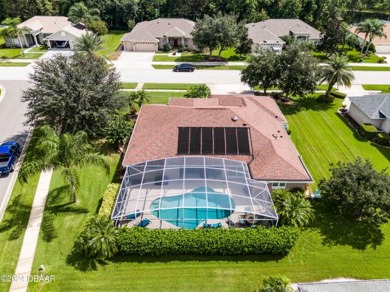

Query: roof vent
[
  {"left": 231, "top": 115, "right": 238, "bottom": 122},
  {"left": 275, "top": 115, "right": 278, "bottom": 118},
  {"left": 272, "top": 134, "right": 278, "bottom": 140}
]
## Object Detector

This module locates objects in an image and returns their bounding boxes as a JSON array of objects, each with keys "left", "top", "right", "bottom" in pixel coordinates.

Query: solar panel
[
  {"left": 225, "top": 127, "right": 238, "bottom": 154},
  {"left": 213, "top": 127, "right": 225, "bottom": 154},
  {"left": 178, "top": 127, "right": 250, "bottom": 155},
  {"left": 237, "top": 127, "right": 250, "bottom": 155},
  {"left": 177, "top": 127, "right": 190, "bottom": 154},
  {"left": 189, "top": 127, "right": 201, "bottom": 154},
  {"left": 201, "top": 127, "right": 213, "bottom": 154}
]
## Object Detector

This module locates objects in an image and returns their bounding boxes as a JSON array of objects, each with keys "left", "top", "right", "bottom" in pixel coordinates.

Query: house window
[{"left": 272, "top": 182, "right": 286, "bottom": 189}]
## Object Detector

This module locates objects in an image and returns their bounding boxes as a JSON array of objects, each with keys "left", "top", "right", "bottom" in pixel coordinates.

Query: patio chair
[
  {"left": 311, "top": 189, "right": 321, "bottom": 199},
  {"left": 125, "top": 209, "right": 142, "bottom": 220},
  {"left": 137, "top": 218, "right": 151, "bottom": 227}
]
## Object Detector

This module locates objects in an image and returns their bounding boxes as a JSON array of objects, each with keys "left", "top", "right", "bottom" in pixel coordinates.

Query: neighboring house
[
  {"left": 121, "top": 18, "right": 196, "bottom": 52},
  {"left": 348, "top": 94, "right": 390, "bottom": 133},
  {"left": 296, "top": 279, "right": 390, "bottom": 292},
  {"left": 246, "top": 19, "right": 321, "bottom": 52},
  {"left": 350, "top": 21, "right": 390, "bottom": 53},
  {"left": 4, "top": 16, "right": 86, "bottom": 49},
  {"left": 111, "top": 95, "right": 313, "bottom": 229}
]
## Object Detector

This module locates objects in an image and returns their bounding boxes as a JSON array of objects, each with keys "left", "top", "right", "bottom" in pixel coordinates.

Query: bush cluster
[
  {"left": 98, "top": 183, "right": 120, "bottom": 218},
  {"left": 359, "top": 123, "right": 378, "bottom": 140},
  {"left": 330, "top": 91, "right": 347, "bottom": 99},
  {"left": 116, "top": 226, "right": 300, "bottom": 256},
  {"left": 375, "top": 132, "right": 390, "bottom": 146}
]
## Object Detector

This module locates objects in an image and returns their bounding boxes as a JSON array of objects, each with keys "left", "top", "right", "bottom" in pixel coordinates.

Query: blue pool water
[{"left": 150, "top": 187, "right": 235, "bottom": 229}]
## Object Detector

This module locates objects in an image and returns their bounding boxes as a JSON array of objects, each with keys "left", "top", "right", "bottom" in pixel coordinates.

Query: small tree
[
  {"left": 0, "top": 18, "right": 30, "bottom": 57},
  {"left": 272, "top": 190, "right": 314, "bottom": 227},
  {"left": 260, "top": 275, "right": 294, "bottom": 292},
  {"left": 89, "top": 20, "right": 108, "bottom": 35},
  {"left": 127, "top": 19, "right": 136, "bottom": 31},
  {"left": 241, "top": 50, "right": 278, "bottom": 94},
  {"left": 73, "top": 32, "right": 103, "bottom": 55},
  {"left": 130, "top": 90, "right": 151, "bottom": 109},
  {"left": 67, "top": 2, "right": 100, "bottom": 28},
  {"left": 105, "top": 113, "right": 134, "bottom": 148},
  {"left": 184, "top": 84, "right": 211, "bottom": 98},
  {"left": 235, "top": 25, "right": 253, "bottom": 56},
  {"left": 73, "top": 216, "right": 118, "bottom": 260},
  {"left": 319, "top": 158, "right": 390, "bottom": 224}
]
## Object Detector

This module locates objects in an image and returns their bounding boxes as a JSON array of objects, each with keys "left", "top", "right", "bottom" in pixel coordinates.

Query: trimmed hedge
[
  {"left": 376, "top": 132, "right": 390, "bottom": 146},
  {"left": 359, "top": 123, "right": 378, "bottom": 140},
  {"left": 98, "top": 183, "right": 120, "bottom": 217},
  {"left": 117, "top": 226, "right": 300, "bottom": 256},
  {"left": 330, "top": 91, "right": 347, "bottom": 99}
]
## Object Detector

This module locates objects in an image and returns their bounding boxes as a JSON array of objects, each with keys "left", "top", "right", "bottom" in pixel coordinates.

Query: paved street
[{"left": 0, "top": 80, "right": 31, "bottom": 208}]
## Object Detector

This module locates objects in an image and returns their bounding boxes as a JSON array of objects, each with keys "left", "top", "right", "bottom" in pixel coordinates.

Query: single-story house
[
  {"left": 111, "top": 95, "right": 312, "bottom": 229},
  {"left": 123, "top": 95, "right": 313, "bottom": 189},
  {"left": 296, "top": 279, "right": 390, "bottom": 292},
  {"left": 4, "top": 16, "right": 86, "bottom": 49},
  {"left": 121, "top": 18, "right": 196, "bottom": 52},
  {"left": 246, "top": 19, "right": 322, "bottom": 52},
  {"left": 350, "top": 21, "right": 390, "bottom": 53},
  {"left": 348, "top": 94, "right": 390, "bottom": 133}
]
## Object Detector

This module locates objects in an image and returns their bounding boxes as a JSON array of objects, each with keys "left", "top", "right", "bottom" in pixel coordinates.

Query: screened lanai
[{"left": 112, "top": 156, "right": 278, "bottom": 229}]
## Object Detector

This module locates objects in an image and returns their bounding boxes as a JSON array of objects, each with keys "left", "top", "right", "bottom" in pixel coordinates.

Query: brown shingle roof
[{"left": 123, "top": 95, "right": 312, "bottom": 182}]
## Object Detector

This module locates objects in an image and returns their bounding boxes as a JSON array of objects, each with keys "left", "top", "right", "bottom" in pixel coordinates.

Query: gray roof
[
  {"left": 250, "top": 19, "right": 321, "bottom": 40},
  {"left": 122, "top": 18, "right": 195, "bottom": 42},
  {"left": 245, "top": 23, "right": 285, "bottom": 45},
  {"left": 349, "top": 94, "right": 390, "bottom": 119},
  {"left": 298, "top": 279, "right": 390, "bottom": 292}
]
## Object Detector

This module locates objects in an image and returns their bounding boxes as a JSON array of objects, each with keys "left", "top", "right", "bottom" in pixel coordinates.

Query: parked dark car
[
  {"left": 0, "top": 141, "right": 21, "bottom": 176},
  {"left": 173, "top": 63, "right": 195, "bottom": 72}
]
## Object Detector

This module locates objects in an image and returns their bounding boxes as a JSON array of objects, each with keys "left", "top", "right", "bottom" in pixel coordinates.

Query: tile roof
[
  {"left": 123, "top": 95, "right": 313, "bottom": 182},
  {"left": 122, "top": 18, "right": 195, "bottom": 42},
  {"left": 349, "top": 94, "right": 390, "bottom": 119},
  {"left": 248, "top": 19, "right": 321, "bottom": 40},
  {"left": 44, "top": 25, "right": 86, "bottom": 39},
  {"left": 18, "top": 16, "right": 71, "bottom": 34}
]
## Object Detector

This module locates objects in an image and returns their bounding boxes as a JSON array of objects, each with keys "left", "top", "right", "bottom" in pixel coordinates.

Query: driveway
[
  {"left": 113, "top": 52, "right": 154, "bottom": 69},
  {"left": 40, "top": 49, "right": 74, "bottom": 60},
  {"left": 0, "top": 80, "right": 31, "bottom": 216}
]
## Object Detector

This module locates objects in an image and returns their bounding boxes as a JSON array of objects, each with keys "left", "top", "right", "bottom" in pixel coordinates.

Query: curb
[
  {"left": 0, "top": 84, "right": 5, "bottom": 104},
  {"left": 0, "top": 128, "right": 33, "bottom": 224}
]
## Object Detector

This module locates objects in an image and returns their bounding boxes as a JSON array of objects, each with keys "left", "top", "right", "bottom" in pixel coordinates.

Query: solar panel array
[{"left": 177, "top": 127, "right": 251, "bottom": 155}]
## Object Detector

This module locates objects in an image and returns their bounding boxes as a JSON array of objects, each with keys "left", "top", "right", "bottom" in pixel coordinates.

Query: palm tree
[
  {"left": 0, "top": 18, "right": 30, "bottom": 57},
  {"left": 74, "top": 32, "right": 103, "bottom": 55},
  {"left": 129, "top": 90, "right": 151, "bottom": 110},
  {"left": 19, "top": 125, "right": 109, "bottom": 203},
  {"left": 364, "top": 19, "right": 387, "bottom": 55},
  {"left": 272, "top": 190, "right": 314, "bottom": 227},
  {"left": 355, "top": 19, "right": 371, "bottom": 54},
  {"left": 67, "top": 2, "right": 100, "bottom": 27},
  {"left": 319, "top": 53, "right": 354, "bottom": 102}
]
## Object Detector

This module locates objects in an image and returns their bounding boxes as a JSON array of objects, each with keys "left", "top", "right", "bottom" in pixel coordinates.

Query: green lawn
[
  {"left": 0, "top": 96, "right": 387, "bottom": 291},
  {"left": 98, "top": 30, "right": 126, "bottom": 60},
  {"left": 153, "top": 48, "right": 246, "bottom": 62},
  {"left": 153, "top": 65, "right": 245, "bottom": 70},
  {"left": 146, "top": 91, "right": 186, "bottom": 104},
  {"left": 312, "top": 49, "right": 380, "bottom": 63},
  {"left": 120, "top": 82, "right": 138, "bottom": 89},
  {"left": 0, "top": 62, "right": 30, "bottom": 67},
  {"left": 142, "top": 83, "right": 197, "bottom": 90},
  {"left": 351, "top": 66, "right": 390, "bottom": 71},
  {"left": 281, "top": 97, "right": 390, "bottom": 184},
  {"left": 29, "top": 46, "right": 49, "bottom": 53},
  {"left": 0, "top": 47, "right": 42, "bottom": 59},
  {"left": 362, "top": 84, "right": 390, "bottom": 93}
]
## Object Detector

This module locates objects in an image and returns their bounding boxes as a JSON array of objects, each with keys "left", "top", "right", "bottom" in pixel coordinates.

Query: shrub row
[
  {"left": 375, "top": 132, "right": 390, "bottom": 146},
  {"left": 116, "top": 226, "right": 300, "bottom": 256},
  {"left": 330, "top": 91, "right": 347, "bottom": 99},
  {"left": 98, "top": 183, "right": 120, "bottom": 217},
  {"left": 359, "top": 123, "right": 378, "bottom": 140}
]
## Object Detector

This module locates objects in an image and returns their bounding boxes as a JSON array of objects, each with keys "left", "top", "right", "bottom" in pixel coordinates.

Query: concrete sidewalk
[{"left": 10, "top": 169, "right": 53, "bottom": 292}]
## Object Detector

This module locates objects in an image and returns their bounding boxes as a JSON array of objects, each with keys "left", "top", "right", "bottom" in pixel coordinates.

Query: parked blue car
[{"left": 0, "top": 141, "right": 21, "bottom": 176}]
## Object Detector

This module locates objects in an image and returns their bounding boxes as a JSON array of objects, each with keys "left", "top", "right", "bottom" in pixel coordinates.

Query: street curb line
[
  {"left": 0, "top": 128, "right": 33, "bottom": 223},
  {"left": 0, "top": 84, "right": 5, "bottom": 104}
]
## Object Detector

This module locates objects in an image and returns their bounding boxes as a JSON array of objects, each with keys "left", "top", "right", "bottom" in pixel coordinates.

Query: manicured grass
[
  {"left": 146, "top": 91, "right": 186, "bottom": 104},
  {"left": 98, "top": 30, "right": 126, "bottom": 60},
  {"left": 152, "top": 65, "right": 245, "bottom": 70},
  {"left": 312, "top": 49, "right": 380, "bottom": 63},
  {"left": 153, "top": 48, "right": 246, "bottom": 62},
  {"left": 29, "top": 46, "right": 49, "bottom": 53},
  {"left": 0, "top": 48, "right": 42, "bottom": 59},
  {"left": 0, "top": 62, "right": 30, "bottom": 67},
  {"left": 281, "top": 97, "right": 390, "bottom": 184},
  {"left": 120, "top": 82, "right": 138, "bottom": 89},
  {"left": 362, "top": 84, "right": 390, "bottom": 93},
  {"left": 351, "top": 66, "right": 390, "bottom": 71},
  {"left": 143, "top": 83, "right": 197, "bottom": 90}
]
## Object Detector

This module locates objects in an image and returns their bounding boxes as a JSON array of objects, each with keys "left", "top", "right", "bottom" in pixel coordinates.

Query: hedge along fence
[
  {"left": 359, "top": 123, "right": 378, "bottom": 140},
  {"left": 98, "top": 183, "right": 120, "bottom": 217},
  {"left": 117, "top": 226, "right": 300, "bottom": 256}
]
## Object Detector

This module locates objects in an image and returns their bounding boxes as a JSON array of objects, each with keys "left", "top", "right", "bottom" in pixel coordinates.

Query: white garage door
[{"left": 134, "top": 42, "right": 156, "bottom": 52}]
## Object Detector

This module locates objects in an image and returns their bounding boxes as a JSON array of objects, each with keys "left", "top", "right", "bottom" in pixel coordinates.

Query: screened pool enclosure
[{"left": 112, "top": 157, "right": 278, "bottom": 229}]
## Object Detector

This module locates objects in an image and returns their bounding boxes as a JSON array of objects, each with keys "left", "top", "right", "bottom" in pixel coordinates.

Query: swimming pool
[{"left": 150, "top": 187, "right": 235, "bottom": 229}]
